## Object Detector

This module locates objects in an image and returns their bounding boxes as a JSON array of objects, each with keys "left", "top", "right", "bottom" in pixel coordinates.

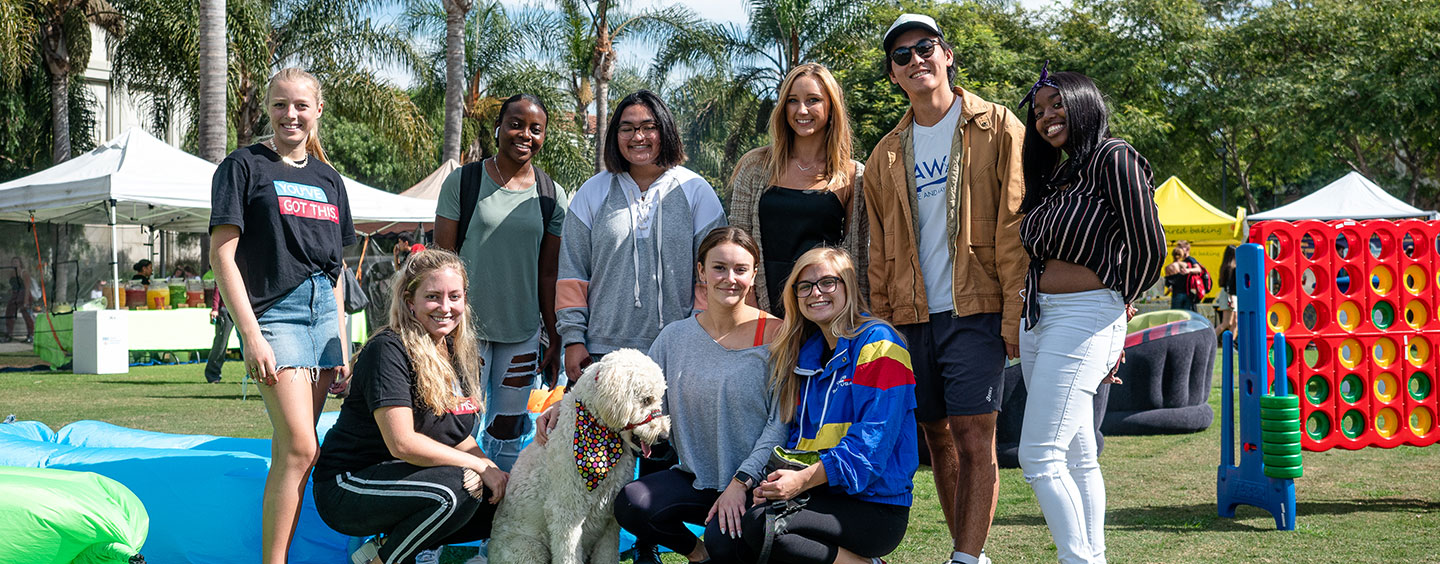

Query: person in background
[
  {"left": 209, "top": 67, "right": 354, "bottom": 564},
  {"left": 363, "top": 233, "right": 416, "bottom": 335},
  {"left": 555, "top": 89, "right": 726, "bottom": 564},
  {"left": 1163, "top": 241, "right": 1201, "bottom": 311},
  {"left": 435, "top": 93, "right": 568, "bottom": 474},
  {"left": 205, "top": 287, "right": 231, "bottom": 384},
  {"left": 131, "top": 259, "right": 153, "bottom": 286},
  {"left": 1215, "top": 244, "right": 1237, "bottom": 338},
  {"left": 314, "top": 249, "right": 507, "bottom": 564},
  {"left": 741, "top": 246, "right": 918, "bottom": 564},
  {"left": 863, "top": 13, "right": 1026, "bottom": 564},
  {"left": 727, "top": 63, "right": 868, "bottom": 316},
  {"left": 5, "top": 257, "right": 34, "bottom": 344},
  {"left": 1017, "top": 68, "right": 1166, "bottom": 563}
]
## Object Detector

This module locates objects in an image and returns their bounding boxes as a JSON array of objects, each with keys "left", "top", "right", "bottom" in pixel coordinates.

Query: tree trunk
[
  {"left": 236, "top": 73, "right": 259, "bottom": 146},
  {"left": 198, "top": 0, "right": 227, "bottom": 164},
  {"left": 591, "top": 0, "right": 611, "bottom": 173},
  {"left": 443, "top": 0, "right": 471, "bottom": 163},
  {"left": 40, "top": 10, "right": 73, "bottom": 305}
]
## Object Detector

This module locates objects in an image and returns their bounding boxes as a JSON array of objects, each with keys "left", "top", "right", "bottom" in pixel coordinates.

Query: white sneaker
[
  {"left": 350, "top": 540, "right": 379, "bottom": 564},
  {"left": 462, "top": 551, "right": 489, "bottom": 564},
  {"left": 414, "top": 547, "right": 441, "bottom": 564},
  {"left": 947, "top": 551, "right": 992, "bottom": 564}
]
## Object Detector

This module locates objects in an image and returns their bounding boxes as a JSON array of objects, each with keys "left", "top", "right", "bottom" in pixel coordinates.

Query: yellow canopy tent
[{"left": 1153, "top": 176, "right": 1247, "bottom": 300}]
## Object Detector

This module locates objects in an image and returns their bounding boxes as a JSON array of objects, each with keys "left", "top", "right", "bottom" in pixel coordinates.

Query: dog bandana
[{"left": 574, "top": 401, "right": 624, "bottom": 491}]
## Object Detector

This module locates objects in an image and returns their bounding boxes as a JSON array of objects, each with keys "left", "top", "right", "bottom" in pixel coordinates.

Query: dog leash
[
  {"left": 755, "top": 493, "right": 809, "bottom": 564},
  {"left": 622, "top": 409, "right": 663, "bottom": 431}
]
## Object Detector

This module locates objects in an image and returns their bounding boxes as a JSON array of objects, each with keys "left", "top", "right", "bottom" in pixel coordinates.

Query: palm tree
[
  {"left": 197, "top": 0, "right": 226, "bottom": 164},
  {"left": 442, "top": 0, "right": 470, "bottom": 162},
  {"left": 2, "top": 0, "right": 120, "bottom": 163},
  {"left": 538, "top": 0, "right": 701, "bottom": 173},
  {"left": 111, "top": 0, "right": 431, "bottom": 158},
  {"left": 648, "top": 0, "right": 874, "bottom": 176}
]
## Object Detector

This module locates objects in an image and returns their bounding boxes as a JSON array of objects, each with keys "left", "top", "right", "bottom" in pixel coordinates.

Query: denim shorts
[{"left": 255, "top": 272, "right": 344, "bottom": 371}]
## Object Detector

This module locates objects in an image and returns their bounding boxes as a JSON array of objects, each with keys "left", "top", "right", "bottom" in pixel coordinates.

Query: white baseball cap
[{"left": 883, "top": 13, "right": 945, "bottom": 53}]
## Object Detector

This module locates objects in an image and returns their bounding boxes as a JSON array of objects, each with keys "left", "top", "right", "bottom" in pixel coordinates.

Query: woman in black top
[
  {"left": 209, "top": 67, "right": 355, "bottom": 564},
  {"left": 727, "top": 63, "right": 868, "bottom": 315},
  {"left": 1016, "top": 69, "right": 1166, "bottom": 564},
  {"left": 315, "top": 249, "right": 508, "bottom": 564}
]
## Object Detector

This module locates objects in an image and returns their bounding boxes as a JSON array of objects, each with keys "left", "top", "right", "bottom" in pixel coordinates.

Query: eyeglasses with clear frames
[
  {"left": 793, "top": 276, "right": 843, "bottom": 298},
  {"left": 617, "top": 123, "right": 658, "bottom": 137}
]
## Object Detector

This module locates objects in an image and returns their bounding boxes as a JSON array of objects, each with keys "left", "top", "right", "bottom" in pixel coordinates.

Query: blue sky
[{"left": 373, "top": 0, "right": 1067, "bottom": 87}]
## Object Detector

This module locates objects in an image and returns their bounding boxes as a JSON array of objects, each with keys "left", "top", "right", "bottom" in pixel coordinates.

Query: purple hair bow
[{"left": 1017, "top": 60, "right": 1058, "bottom": 111}]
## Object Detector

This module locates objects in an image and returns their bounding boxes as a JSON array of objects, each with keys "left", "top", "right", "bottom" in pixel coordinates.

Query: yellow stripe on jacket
[{"left": 797, "top": 422, "right": 852, "bottom": 452}]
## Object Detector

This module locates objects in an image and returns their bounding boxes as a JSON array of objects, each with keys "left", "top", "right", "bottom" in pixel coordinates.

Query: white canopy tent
[
  {"left": 1249, "top": 171, "right": 1437, "bottom": 221},
  {"left": 0, "top": 128, "right": 437, "bottom": 302}
]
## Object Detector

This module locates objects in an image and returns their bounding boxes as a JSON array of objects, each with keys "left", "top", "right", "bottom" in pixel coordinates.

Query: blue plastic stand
[{"left": 1217, "top": 242, "right": 1298, "bottom": 530}]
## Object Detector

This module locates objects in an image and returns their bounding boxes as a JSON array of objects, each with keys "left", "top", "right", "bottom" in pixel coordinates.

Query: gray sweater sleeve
[
  {"left": 556, "top": 206, "right": 592, "bottom": 347},
  {"left": 737, "top": 392, "right": 790, "bottom": 483}
]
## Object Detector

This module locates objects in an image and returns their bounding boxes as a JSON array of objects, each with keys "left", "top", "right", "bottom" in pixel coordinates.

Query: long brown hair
[
  {"left": 765, "top": 63, "right": 854, "bottom": 189},
  {"left": 266, "top": 67, "right": 330, "bottom": 164},
  {"left": 385, "top": 249, "right": 482, "bottom": 416},
  {"left": 767, "top": 247, "right": 879, "bottom": 422}
]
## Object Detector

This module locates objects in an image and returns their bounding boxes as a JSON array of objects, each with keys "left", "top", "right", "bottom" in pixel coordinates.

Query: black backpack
[{"left": 454, "top": 161, "right": 557, "bottom": 252}]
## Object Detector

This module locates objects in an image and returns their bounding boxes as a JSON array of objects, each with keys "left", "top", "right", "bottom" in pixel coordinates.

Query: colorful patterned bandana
[{"left": 574, "top": 401, "right": 624, "bottom": 491}]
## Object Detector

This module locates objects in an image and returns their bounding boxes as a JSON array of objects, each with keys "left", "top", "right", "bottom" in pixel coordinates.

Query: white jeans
[{"left": 1019, "top": 289, "right": 1126, "bottom": 564}]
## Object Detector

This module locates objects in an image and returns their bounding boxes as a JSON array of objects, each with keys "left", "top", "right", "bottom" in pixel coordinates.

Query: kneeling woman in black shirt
[
  {"left": 315, "top": 249, "right": 508, "bottom": 564},
  {"left": 1017, "top": 69, "right": 1166, "bottom": 563}
]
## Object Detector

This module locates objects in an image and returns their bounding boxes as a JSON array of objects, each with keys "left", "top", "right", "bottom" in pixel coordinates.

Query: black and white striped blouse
[{"left": 1020, "top": 138, "right": 1167, "bottom": 329}]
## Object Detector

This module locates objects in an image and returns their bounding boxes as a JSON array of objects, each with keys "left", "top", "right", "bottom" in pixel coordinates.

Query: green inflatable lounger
[{"left": 0, "top": 466, "right": 148, "bottom": 563}]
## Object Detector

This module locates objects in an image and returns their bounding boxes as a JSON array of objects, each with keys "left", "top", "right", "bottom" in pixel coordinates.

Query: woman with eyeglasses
[
  {"left": 734, "top": 246, "right": 917, "bottom": 564},
  {"left": 1017, "top": 68, "right": 1166, "bottom": 564},
  {"left": 728, "top": 63, "right": 868, "bottom": 316},
  {"left": 554, "top": 89, "right": 726, "bottom": 564},
  {"left": 556, "top": 90, "right": 726, "bottom": 381}
]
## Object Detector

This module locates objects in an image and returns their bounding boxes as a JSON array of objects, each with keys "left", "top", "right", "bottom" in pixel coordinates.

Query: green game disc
[
  {"left": 1264, "top": 441, "right": 1303, "bottom": 455},
  {"left": 1260, "top": 395, "right": 1301, "bottom": 409},
  {"left": 1263, "top": 429, "right": 1304, "bottom": 444},
  {"left": 1262, "top": 418, "right": 1302, "bottom": 432},
  {"left": 1265, "top": 465, "right": 1304, "bottom": 479},
  {"left": 1261, "top": 407, "right": 1301, "bottom": 421}
]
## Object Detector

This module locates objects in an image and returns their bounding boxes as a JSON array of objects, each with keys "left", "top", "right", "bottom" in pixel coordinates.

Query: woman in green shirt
[{"left": 434, "top": 93, "right": 568, "bottom": 472}]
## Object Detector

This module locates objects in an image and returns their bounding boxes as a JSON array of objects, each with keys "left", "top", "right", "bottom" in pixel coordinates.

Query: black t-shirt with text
[
  {"left": 314, "top": 329, "right": 479, "bottom": 481},
  {"left": 209, "top": 144, "right": 356, "bottom": 317}
]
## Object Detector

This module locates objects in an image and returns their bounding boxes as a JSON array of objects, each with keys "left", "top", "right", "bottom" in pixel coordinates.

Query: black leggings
[
  {"left": 612, "top": 468, "right": 753, "bottom": 563},
  {"left": 736, "top": 489, "right": 909, "bottom": 564},
  {"left": 314, "top": 462, "right": 496, "bottom": 564}
]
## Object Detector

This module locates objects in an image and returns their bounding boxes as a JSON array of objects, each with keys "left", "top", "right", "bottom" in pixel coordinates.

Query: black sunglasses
[{"left": 889, "top": 38, "right": 940, "bottom": 67}]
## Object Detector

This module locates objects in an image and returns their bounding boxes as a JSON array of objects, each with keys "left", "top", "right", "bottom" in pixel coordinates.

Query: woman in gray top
[{"left": 612, "top": 227, "right": 787, "bottom": 564}]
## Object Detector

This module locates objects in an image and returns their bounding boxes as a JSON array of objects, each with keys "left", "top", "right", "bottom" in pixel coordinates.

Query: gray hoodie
[{"left": 556, "top": 167, "right": 727, "bottom": 353}]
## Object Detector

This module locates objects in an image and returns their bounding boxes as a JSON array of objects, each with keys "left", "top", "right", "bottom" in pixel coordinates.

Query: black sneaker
[{"left": 631, "top": 543, "right": 662, "bottom": 564}]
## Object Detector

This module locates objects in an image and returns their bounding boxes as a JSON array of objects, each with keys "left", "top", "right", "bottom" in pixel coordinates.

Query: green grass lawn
[{"left": 3, "top": 351, "right": 1438, "bottom": 563}]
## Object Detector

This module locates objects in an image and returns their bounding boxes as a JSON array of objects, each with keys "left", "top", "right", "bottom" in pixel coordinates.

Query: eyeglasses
[
  {"left": 617, "top": 123, "right": 658, "bottom": 137},
  {"left": 889, "top": 38, "right": 939, "bottom": 67},
  {"left": 793, "top": 276, "right": 843, "bottom": 298}
]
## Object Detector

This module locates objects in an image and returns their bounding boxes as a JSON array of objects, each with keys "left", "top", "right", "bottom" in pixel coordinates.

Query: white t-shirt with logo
[{"left": 911, "top": 99, "right": 961, "bottom": 314}]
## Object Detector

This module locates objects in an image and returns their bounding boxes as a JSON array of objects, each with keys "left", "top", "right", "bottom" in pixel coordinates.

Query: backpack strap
[
  {"left": 534, "top": 166, "right": 557, "bottom": 229},
  {"left": 455, "top": 161, "right": 486, "bottom": 253},
  {"left": 456, "top": 161, "right": 559, "bottom": 253}
]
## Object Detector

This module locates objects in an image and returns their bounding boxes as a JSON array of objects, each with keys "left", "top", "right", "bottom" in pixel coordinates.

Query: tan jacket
[{"left": 863, "top": 86, "right": 1027, "bottom": 346}]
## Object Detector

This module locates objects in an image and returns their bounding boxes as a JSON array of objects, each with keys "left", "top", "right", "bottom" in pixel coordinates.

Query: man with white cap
[{"left": 862, "top": 13, "right": 1027, "bottom": 564}]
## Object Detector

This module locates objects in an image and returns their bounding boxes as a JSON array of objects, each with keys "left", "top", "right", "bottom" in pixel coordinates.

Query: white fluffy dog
[{"left": 489, "top": 348, "right": 669, "bottom": 564}]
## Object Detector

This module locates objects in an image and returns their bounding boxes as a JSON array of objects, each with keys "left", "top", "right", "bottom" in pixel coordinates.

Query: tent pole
[{"left": 109, "top": 199, "right": 120, "bottom": 310}]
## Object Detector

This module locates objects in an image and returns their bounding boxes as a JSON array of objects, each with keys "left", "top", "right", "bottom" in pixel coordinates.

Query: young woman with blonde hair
[
  {"left": 209, "top": 67, "right": 354, "bottom": 564},
  {"left": 737, "top": 247, "right": 917, "bottom": 564},
  {"left": 728, "top": 63, "right": 868, "bottom": 315},
  {"left": 314, "top": 249, "right": 509, "bottom": 564}
]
